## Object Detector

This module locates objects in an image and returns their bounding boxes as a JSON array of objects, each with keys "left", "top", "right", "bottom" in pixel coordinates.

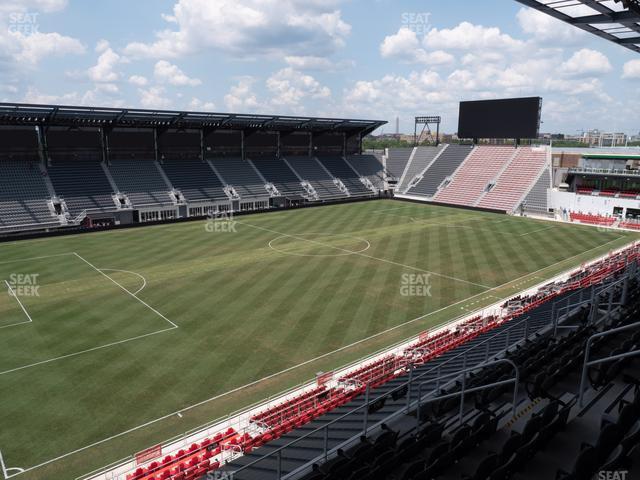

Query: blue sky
[{"left": 1, "top": 0, "right": 639, "bottom": 135}]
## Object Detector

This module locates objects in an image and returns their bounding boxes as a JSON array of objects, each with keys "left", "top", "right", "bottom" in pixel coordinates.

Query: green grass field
[{"left": 0, "top": 199, "right": 637, "bottom": 480}]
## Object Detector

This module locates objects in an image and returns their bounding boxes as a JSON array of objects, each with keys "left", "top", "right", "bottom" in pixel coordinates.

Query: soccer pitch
[{"left": 0, "top": 200, "right": 637, "bottom": 479}]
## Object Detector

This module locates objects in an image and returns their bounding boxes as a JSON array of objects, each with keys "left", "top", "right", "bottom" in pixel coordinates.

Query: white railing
[
  {"left": 569, "top": 166, "right": 640, "bottom": 176},
  {"left": 0, "top": 220, "right": 61, "bottom": 232}
]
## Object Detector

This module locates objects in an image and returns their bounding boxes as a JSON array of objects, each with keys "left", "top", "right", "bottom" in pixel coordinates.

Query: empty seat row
[
  {"left": 434, "top": 146, "right": 516, "bottom": 207},
  {"left": 407, "top": 145, "right": 473, "bottom": 197}
]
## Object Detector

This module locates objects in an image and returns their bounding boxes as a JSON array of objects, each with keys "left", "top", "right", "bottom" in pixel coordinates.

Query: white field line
[
  {"left": 0, "top": 252, "right": 75, "bottom": 266},
  {"left": 0, "top": 327, "right": 177, "bottom": 377},
  {"left": 73, "top": 253, "right": 177, "bottom": 329},
  {"left": 3, "top": 234, "right": 631, "bottom": 478},
  {"left": 0, "top": 448, "right": 24, "bottom": 480},
  {"left": 242, "top": 220, "right": 491, "bottom": 290},
  {"left": 0, "top": 254, "right": 177, "bottom": 376},
  {"left": 0, "top": 281, "right": 33, "bottom": 330},
  {"left": 519, "top": 225, "right": 554, "bottom": 237},
  {"left": 98, "top": 269, "right": 147, "bottom": 295}
]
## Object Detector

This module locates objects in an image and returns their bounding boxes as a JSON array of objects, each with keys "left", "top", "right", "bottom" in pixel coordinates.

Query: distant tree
[
  {"left": 550, "top": 140, "right": 590, "bottom": 148},
  {"left": 362, "top": 137, "right": 413, "bottom": 150}
]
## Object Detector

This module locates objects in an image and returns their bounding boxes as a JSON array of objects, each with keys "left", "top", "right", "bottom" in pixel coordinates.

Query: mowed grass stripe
[{"left": 0, "top": 200, "right": 638, "bottom": 479}]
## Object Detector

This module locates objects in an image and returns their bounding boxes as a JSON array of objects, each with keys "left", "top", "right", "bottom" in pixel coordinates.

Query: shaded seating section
[
  {"left": 250, "top": 155, "right": 306, "bottom": 196},
  {"left": 477, "top": 147, "right": 548, "bottom": 212},
  {"left": 386, "top": 148, "right": 413, "bottom": 179},
  {"left": 285, "top": 156, "right": 344, "bottom": 199},
  {"left": 397, "top": 146, "right": 443, "bottom": 192},
  {"left": 407, "top": 144, "right": 473, "bottom": 197},
  {"left": 434, "top": 146, "right": 516, "bottom": 207},
  {"left": 570, "top": 212, "right": 616, "bottom": 226},
  {"left": 288, "top": 281, "right": 640, "bottom": 480},
  {"left": 317, "top": 156, "right": 372, "bottom": 195},
  {"left": 108, "top": 159, "right": 173, "bottom": 206},
  {"left": 346, "top": 154, "right": 386, "bottom": 190},
  {"left": 0, "top": 159, "right": 58, "bottom": 228},
  {"left": 47, "top": 154, "right": 116, "bottom": 218},
  {"left": 161, "top": 158, "right": 228, "bottom": 201},
  {"left": 210, "top": 157, "right": 267, "bottom": 198},
  {"left": 522, "top": 168, "right": 551, "bottom": 215}
]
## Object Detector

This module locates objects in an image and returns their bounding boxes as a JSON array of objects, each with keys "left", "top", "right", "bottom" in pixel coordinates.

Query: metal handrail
[
  {"left": 232, "top": 317, "right": 535, "bottom": 479},
  {"left": 552, "top": 271, "right": 634, "bottom": 336},
  {"left": 0, "top": 220, "right": 60, "bottom": 231},
  {"left": 283, "top": 359, "right": 520, "bottom": 480},
  {"left": 414, "top": 358, "right": 520, "bottom": 429},
  {"left": 579, "top": 320, "right": 640, "bottom": 407},
  {"left": 569, "top": 167, "right": 640, "bottom": 176}
]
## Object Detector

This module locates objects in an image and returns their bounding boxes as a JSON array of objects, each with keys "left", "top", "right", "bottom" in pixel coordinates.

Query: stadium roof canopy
[
  {"left": 0, "top": 102, "right": 387, "bottom": 136},
  {"left": 515, "top": 0, "right": 640, "bottom": 53}
]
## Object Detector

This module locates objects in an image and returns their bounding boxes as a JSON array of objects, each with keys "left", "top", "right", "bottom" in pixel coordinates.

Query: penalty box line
[
  {"left": 0, "top": 281, "right": 33, "bottom": 330},
  {"left": 72, "top": 252, "right": 178, "bottom": 330},
  {"left": 0, "top": 254, "right": 178, "bottom": 377}
]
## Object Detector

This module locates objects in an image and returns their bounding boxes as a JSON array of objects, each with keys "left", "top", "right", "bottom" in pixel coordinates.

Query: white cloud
[
  {"left": 460, "top": 51, "right": 506, "bottom": 67},
  {"left": 154, "top": 60, "right": 201, "bottom": 86},
  {"left": 80, "top": 83, "right": 125, "bottom": 107},
  {"left": 224, "top": 77, "right": 260, "bottom": 112},
  {"left": 87, "top": 44, "right": 121, "bottom": 82},
  {"left": 343, "top": 44, "right": 615, "bottom": 130},
  {"left": 284, "top": 55, "right": 354, "bottom": 71},
  {"left": 22, "top": 83, "right": 124, "bottom": 107},
  {"left": 516, "top": 7, "right": 585, "bottom": 44},
  {"left": 560, "top": 49, "right": 612, "bottom": 77},
  {"left": 623, "top": 59, "right": 640, "bottom": 80},
  {"left": 23, "top": 86, "right": 79, "bottom": 104},
  {"left": 424, "top": 22, "right": 524, "bottom": 52},
  {"left": 380, "top": 28, "right": 419, "bottom": 58},
  {"left": 266, "top": 67, "right": 330, "bottom": 108},
  {"left": 128, "top": 75, "right": 148, "bottom": 87},
  {"left": 0, "top": 84, "right": 18, "bottom": 93},
  {"left": 95, "top": 39, "right": 110, "bottom": 53},
  {"left": 344, "top": 71, "right": 448, "bottom": 117},
  {"left": 139, "top": 86, "right": 172, "bottom": 109},
  {"left": 123, "top": 0, "right": 351, "bottom": 59},
  {"left": 0, "top": 1, "right": 83, "bottom": 68},
  {"left": 8, "top": 31, "right": 84, "bottom": 65},
  {"left": 0, "top": 0, "right": 68, "bottom": 15},
  {"left": 188, "top": 97, "right": 216, "bottom": 110},
  {"left": 380, "top": 28, "right": 454, "bottom": 66}
]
